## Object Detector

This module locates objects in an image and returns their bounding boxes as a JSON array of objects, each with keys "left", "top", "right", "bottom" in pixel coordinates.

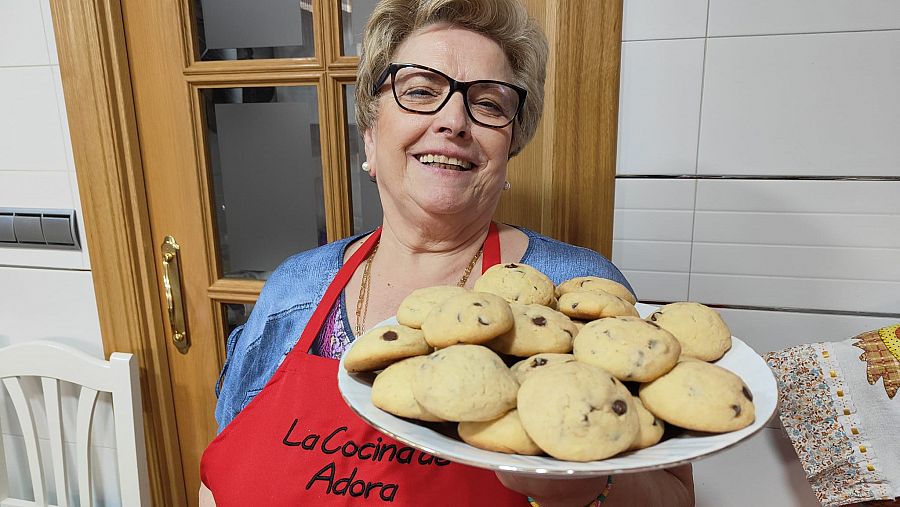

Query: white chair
[{"left": 0, "top": 341, "right": 150, "bottom": 506}]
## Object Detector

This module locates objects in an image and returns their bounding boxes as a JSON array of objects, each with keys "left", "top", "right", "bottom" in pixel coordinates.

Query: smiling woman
[{"left": 197, "top": 1, "right": 691, "bottom": 506}]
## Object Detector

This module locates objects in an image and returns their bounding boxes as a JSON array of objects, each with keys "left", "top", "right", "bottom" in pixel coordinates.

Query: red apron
[{"left": 201, "top": 223, "right": 525, "bottom": 505}]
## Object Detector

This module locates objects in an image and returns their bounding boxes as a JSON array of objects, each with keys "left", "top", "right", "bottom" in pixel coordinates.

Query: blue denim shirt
[{"left": 214, "top": 226, "right": 633, "bottom": 431}]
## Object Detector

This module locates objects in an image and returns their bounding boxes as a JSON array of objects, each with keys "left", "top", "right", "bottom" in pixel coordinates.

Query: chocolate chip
[
  {"left": 382, "top": 331, "right": 398, "bottom": 341},
  {"left": 649, "top": 312, "right": 660, "bottom": 322},
  {"left": 531, "top": 316, "right": 547, "bottom": 326},
  {"left": 504, "top": 263, "right": 518, "bottom": 268},
  {"left": 477, "top": 317, "right": 490, "bottom": 325},
  {"left": 742, "top": 386, "right": 753, "bottom": 401},
  {"left": 572, "top": 302, "right": 579, "bottom": 308},
  {"left": 531, "top": 357, "right": 548, "bottom": 367},
  {"left": 731, "top": 404, "right": 742, "bottom": 417},
  {"left": 473, "top": 302, "right": 483, "bottom": 307},
  {"left": 612, "top": 400, "right": 628, "bottom": 415}
]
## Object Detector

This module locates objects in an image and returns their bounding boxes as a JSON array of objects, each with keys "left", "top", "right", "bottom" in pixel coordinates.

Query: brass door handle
[{"left": 161, "top": 236, "right": 190, "bottom": 354}]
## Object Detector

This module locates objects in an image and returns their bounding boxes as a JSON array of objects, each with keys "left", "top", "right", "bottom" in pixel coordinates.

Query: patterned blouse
[{"left": 311, "top": 295, "right": 355, "bottom": 359}]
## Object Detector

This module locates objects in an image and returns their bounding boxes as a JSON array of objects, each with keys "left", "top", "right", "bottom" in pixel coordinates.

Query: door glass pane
[
  {"left": 223, "top": 303, "right": 254, "bottom": 337},
  {"left": 203, "top": 86, "right": 327, "bottom": 280},
  {"left": 194, "top": 0, "right": 315, "bottom": 61},
  {"left": 339, "top": 1, "right": 377, "bottom": 56},
  {"left": 344, "top": 84, "right": 382, "bottom": 234}
]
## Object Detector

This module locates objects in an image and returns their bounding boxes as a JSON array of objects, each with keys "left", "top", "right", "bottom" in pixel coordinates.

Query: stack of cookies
[{"left": 342, "top": 263, "right": 755, "bottom": 462}]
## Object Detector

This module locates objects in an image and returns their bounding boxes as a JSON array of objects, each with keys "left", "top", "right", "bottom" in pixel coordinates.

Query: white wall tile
[
  {"left": 694, "top": 427, "right": 819, "bottom": 507},
  {"left": 614, "top": 210, "right": 695, "bottom": 241},
  {"left": 717, "top": 307, "right": 898, "bottom": 354},
  {"left": 617, "top": 39, "right": 705, "bottom": 175},
  {"left": 688, "top": 179, "right": 900, "bottom": 313},
  {"left": 615, "top": 178, "right": 698, "bottom": 210},
  {"left": 698, "top": 31, "right": 900, "bottom": 176},
  {"left": 0, "top": 170, "right": 73, "bottom": 208},
  {"left": 692, "top": 243, "right": 900, "bottom": 282},
  {"left": 0, "top": 246, "right": 86, "bottom": 271},
  {"left": 614, "top": 179, "right": 695, "bottom": 301},
  {"left": 620, "top": 270, "right": 690, "bottom": 302},
  {"left": 0, "top": 0, "right": 50, "bottom": 66},
  {"left": 708, "top": 0, "right": 900, "bottom": 36},
  {"left": 622, "top": 0, "right": 708, "bottom": 40},
  {"left": 693, "top": 212, "right": 900, "bottom": 249},
  {"left": 0, "top": 67, "right": 68, "bottom": 172},
  {"left": 39, "top": 0, "right": 58, "bottom": 65},
  {"left": 689, "top": 273, "right": 899, "bottom": 314},
  {"left": 51, "top": 66, "right": 74, "bottom": 174},
  {"left": 613, "top": 240, "right": 692, "bottom": 272},
  {"left": 694, "top": 180, "right": 900, "bottom": 214},
  {"left": 0, "top": 268, "right": 103, "bottom": 357}
]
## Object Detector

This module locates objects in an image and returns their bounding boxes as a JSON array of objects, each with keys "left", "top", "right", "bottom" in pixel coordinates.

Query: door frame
[{"left": 49, "top": 0, "right": 623, "bottom": 504}]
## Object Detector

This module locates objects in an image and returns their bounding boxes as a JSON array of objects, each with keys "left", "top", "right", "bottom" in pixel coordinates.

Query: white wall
[
  {"left": 616, "top": 1, "right": 900, "bottom": 505},
  {"left": 0, "top": 0, "right": 120, "bottom": 504}
]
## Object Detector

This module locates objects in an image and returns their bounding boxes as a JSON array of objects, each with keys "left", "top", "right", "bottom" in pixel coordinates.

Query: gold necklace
[{"left": 355, "top": 240, "right": 483, "bottom": 335}]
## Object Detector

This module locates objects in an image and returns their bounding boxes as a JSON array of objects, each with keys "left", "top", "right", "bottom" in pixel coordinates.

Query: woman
[{"left": 200, "top": 0, "right": 694, "bottom": 505}]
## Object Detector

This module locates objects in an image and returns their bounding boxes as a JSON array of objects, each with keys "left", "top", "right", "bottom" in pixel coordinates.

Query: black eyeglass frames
[{"left": 372, "top": 63, "right": 527, "bottom": 128}]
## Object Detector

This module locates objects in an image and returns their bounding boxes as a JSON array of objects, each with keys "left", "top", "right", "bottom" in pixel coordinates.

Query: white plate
[{"left": 337, "top": 303, "right": 778, "bottom": 477}]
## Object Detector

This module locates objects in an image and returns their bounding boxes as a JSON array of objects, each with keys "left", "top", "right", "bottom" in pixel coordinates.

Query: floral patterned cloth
[{"left": 766, "top": 325, "right": 900, "bottom": 507}]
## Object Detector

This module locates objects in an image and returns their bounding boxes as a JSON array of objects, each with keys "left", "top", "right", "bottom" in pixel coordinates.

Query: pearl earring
[
  {"left": 502, "top": 181, "right": 511, "bottom": 191},
  {"left": 362, "top": 161, "right": 369, "bottom": 173}
]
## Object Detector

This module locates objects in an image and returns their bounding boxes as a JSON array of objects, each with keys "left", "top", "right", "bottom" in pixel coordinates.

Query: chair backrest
[{"left": 0, "top": 341, "right": 150, "bottom": 506}]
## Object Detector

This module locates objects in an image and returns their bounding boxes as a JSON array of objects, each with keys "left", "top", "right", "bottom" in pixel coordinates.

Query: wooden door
[
  {"left": 54, "top": 0, "right": 622, "bottom": 504},
  {"left": 120, "top": 0, "right": 367, "bottom": 502}
]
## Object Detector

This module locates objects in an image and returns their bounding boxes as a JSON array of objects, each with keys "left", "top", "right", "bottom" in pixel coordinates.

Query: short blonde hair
[{"left": 355, "top": 0, "right": 548, "bottom": 157}]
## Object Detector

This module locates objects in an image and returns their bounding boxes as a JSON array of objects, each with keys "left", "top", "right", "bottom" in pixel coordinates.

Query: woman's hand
[{"left": 495, "top": 472, "right": 609, "bottom": 507}]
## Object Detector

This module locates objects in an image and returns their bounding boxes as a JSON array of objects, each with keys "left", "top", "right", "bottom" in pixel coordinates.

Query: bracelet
[{"left": 527, "top": 474, "right": 614, "bottom": 506}]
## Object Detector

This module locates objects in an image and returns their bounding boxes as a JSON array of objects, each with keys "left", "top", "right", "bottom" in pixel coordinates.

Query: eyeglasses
[{"left": 372, "top": 63, "right": 527, "bottom": 129}]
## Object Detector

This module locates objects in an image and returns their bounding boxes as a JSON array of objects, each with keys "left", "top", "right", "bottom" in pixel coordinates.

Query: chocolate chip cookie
[
  {"left": 573, "top": 316, "right": 681, "bottom": 382},
  {"left": 517, "top": 361, "right": 639, "bottom": 461},
  {"left": 629, "top": 396, "right": 665, "bottom": 451},
  {"left": 412, "top": 344, "right": 518, "bottom": 422},
  {"left": 510, "top": 353, "right": 577, "bottom": 384},
  {"left": 647, "top": 302, "right": 732, "bottom": 361},
  {"left": 557, "top": 291, "right": 639, "bottom": 320},
  {"left": 639, "top": 360, "right": 755, "bottom": 433},
  {"left": 485, "top": 303, "right": 577, "bottom": 357},
  {"left": 371, "top": 356, "right": 443, "bottom": 422},
  {"left": 473, "top": 262, "right": 555, "bottom": 306},
  {"left": 420, "top": 291, "right": 514, "bottom": 349},
  {"left": 458, "top": 409, "right": 543, "bottom": 455},
  {"left": 556, "top": 276, "right": 637, "bottom": 305},
  {"left": 397, "top": 285, "right": 470, "bottom": 329},
  {"left": 342, "top": 324, "right": 431, "bottom": 373}
]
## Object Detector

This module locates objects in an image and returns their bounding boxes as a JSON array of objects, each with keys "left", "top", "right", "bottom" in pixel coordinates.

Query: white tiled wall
[
  {"left": 699, "top": 31, "right": 900, "bottom": 177},
  {"left": 0, "top": 0, "right": 113, "bottom": 504},
  {"left": 617, "top": 1, "right": 900, "bottom": 505}
]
